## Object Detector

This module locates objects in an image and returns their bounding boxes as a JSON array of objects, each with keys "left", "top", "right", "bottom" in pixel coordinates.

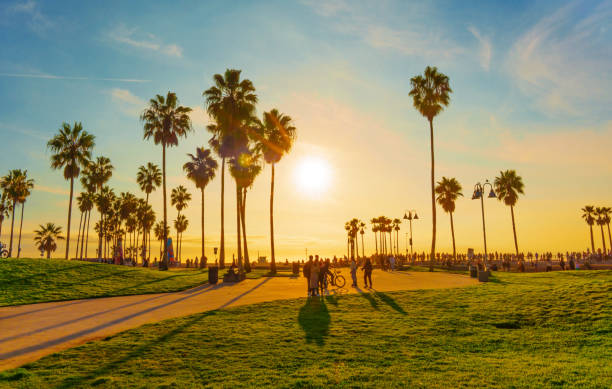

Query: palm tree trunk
[
  {"left": 355, "top": 230, "right": 359, "bottom": 259},
  {"left": 589, "top": 225, "right": 595, "bottom": 254},
  {"left": 241, "top": 188, "right": 251, "bottom": 272},
  {"left": 83, "top": 210, "right": 90, "bottom": 259},
  {"left": 361, "top": 233, "right": 365, "bottom": 258},
  {"left": 75, "top": 210, "right": 83, "bottom": 260},
  {"left": 374, "top": 232, "right": 378, "bottom": 255},
  {"left": 161, "top": 143, "right": 168, "bottom": 270},
  {"left": 429, "top": 119, "right": 436, "bottom": 272},
  {"left": 450, "top": 211, "right": 456, "bottom": 261},
  {"left": 219, "top": 157, "right": 225, "bottom": 269},
  {"left": 65, "top": 177, "right": 75, "bottom": 260},
  {"left": 142, "top": 193, "right": 149, "bottom": 262},
  {"left": 607, "top": 223, "right": 611, "bottom": 254},
  {"left": 269, "top": 163, "right": 276, "bottom": 274},
  {"left": 235, "top": 183, "right": 242, "bottom": 271},
  {"left": 9, "top": 200, "right": 16, "bottom": 257},
  {"left": 600, "top": 225, "right": 607, "bottom": 255},
  {"left": 510, "top": 205, "right": 519, "bottom": 255},
  {"left": 201, "top": 188, "right": 205, "bottom": 268},
  {"left": 17, "top": 202, "right": 25, "bottom": 258}
]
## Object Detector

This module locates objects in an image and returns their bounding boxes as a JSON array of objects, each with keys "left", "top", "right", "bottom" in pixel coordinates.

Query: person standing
[
  {"left": 304, "top": 256, "right": 313, "bottom": 295},
  {"left": 310, "top": 258, "right": 320, "bottom": 296},
  {"left": 350, "top": 257, "right": 358, "bottom": 287},
  {"left": 362, "top": 258, "right": 373, "bottom": 288}
]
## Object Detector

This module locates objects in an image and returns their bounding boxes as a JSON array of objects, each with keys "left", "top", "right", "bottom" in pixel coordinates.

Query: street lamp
[
  {"left": 403, "top": 210, "right": 419, "bottom": 261},
  {"left": 472, "top": 180, "right": 496, "bottom": 269}
]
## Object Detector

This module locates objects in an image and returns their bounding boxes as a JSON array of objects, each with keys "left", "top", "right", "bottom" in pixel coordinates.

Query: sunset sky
[{"left": 1, "top": 0, "right": 611, "bottom": 260}]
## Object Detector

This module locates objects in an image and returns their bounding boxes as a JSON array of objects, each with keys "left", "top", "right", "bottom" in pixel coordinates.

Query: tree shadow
[
  {"left": 298, "top": 298, "right": 330, "bottom": 346},
  {"left": 373, "top": 292, "right": 406, "bottom": 315},
  {"left": 358, "top": 292, "right": 379, "bottom": 310}
]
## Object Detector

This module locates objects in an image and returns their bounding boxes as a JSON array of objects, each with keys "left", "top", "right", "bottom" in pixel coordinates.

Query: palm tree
[
  {"left": 204, "top": 69, "right": 258, "bottom": 269},
  {"left": 136, "top": 163, "right": 162, "bottom": 261},
  {"left": 603, "top": 206, "right": 612, "bottom": 251},
  {"left": 15, "top": 171, "right": 34, "bottom": 258},
  {"left": 582, "top": 206, "right": 596, "bottom": 254},
  {"left": 81, "top": 158, "right": 112, "bottom": 259},
  {"left": 47, "top": 122, "right": 95, "bottom": 259},
  {"left": 409, "top": 66, "right": 452, "bottom": 271},
  {"left": 174, "top": 214, "right": 189, "bottom": 263},
  {"left": 34, "top": 223, "right": 64, "bottom": 258},
  {"left": 435, "top": 177, "right": 463, "bottom": 261},
  {"left": 260, "top": 109, "right": 297, "bottom": 274},
  {"left": 0, "top": 195, "right": 11, "bottom": 244},
  {"left": 183, "top": 147, "right": 218, "bottom": 267},
  {"left": 595, "top": 207, "right": 608, "bottom": 255},
  {"left": 171, "top": 185, "right": 191, "bottom": 262},
  {"left": 95, "top": 186, "right": 115, "bottom": 259},
  {"left": 141, "top": 92, "right": 192, "bottom": 270},
  {"left": 392, "top": 218, "right": 401, "bottom": 256},
  {"left": 1, "top": 169, "right": 27, "bottom": 257},
  {"left": 494, "top": 170, "right": 525, "bottom": 255}
]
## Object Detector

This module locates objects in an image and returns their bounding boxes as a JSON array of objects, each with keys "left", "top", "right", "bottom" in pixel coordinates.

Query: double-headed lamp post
[
  {"left": 472, "top": 180, "right": 496, "bottom": 268},
  {"left": 403, "top": 210, "right": 419, "bottom": 259}
]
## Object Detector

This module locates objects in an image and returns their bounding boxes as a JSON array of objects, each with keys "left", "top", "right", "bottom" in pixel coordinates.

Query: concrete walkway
[{"left": 0, "top": 270, "right": 477, "bottom": 370}]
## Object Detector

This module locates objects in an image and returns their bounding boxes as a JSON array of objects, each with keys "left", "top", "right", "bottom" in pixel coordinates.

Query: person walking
[
  {"left": 304, "top": 256, "right": 313, "bottom": 295},
  {"left": 362, "top": 258, "right": 373, "bottom": 288},
  {"left": 319, "top": 256, "right": 329, "bottom": 294},
  {"left": 309, "top": 258, "right": 320, "bottom": 296},
  {"left": 350, "top": 257, "right": 358, "bottom": 287}
]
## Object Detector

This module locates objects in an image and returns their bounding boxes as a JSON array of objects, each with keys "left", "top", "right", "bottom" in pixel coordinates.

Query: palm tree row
[
  {"left": 0, "top": 169, "right": 35, "bottom": 257},
  {"left": 582, "top": 206, "right": 611, "bottom": 255}
]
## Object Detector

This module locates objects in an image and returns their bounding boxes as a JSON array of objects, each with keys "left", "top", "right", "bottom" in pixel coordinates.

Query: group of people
[{"left": 303, "top": 255, "right": 374, "bottom": 296}]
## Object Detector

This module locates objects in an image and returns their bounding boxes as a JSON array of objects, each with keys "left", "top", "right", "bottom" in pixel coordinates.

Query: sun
[{"left": 295, "top": 157, "right": 332, "bottom": 195}]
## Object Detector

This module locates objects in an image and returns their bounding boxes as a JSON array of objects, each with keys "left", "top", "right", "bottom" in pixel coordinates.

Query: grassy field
[
  {"left": 1, "top": 270, "right": 610, "bottom": 388},
  {"left": 0, "top": 259, "right": 209, "bottom": 306}
]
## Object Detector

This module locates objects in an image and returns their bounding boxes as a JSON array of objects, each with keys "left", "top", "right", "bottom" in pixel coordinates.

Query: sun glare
[{"left": 295, "top": 157, "right": 331, "bottom": 196}]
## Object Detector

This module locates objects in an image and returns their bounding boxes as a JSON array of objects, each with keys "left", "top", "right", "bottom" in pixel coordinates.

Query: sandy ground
[{"left": 0, "top": 270, "right": 477, "bottom": 370}]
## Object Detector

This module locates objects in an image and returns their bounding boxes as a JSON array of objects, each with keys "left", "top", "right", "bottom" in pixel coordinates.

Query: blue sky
[{"left": 1, "top": 0, "right": 611, "bottom": 258}]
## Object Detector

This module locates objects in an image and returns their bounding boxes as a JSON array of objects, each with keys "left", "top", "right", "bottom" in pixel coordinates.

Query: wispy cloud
[
  {"left": 109, "top": 88, "right": 145, "bottom": 117},
  {"left": 0, "top": 72, "right": 150, "bottom": 83},
  {"left": 36, "top": 185, "right": 69, "bottom": 196},
  {"left": 468, "top": 26, "right": 491, "bottom": 71},
  {"left": 4, "top": 0, "right": 52, "bottom": 33},
  {"left": 107, "top": 24, "right": 183, "bottom": 58},
  {"left": 0, "top": 122, "right": 47, "bottom": 140},
  {"left": 506, "top": 1, "right": 612, "bottom": 115},
  {"left": 364, "top": 25, "right": 465, "bottom": 59},
  {"left": 300, "top": 0, "right": 350, "bottom": 17},
  {"left": 189, "top": 106, "right": 209, "bottom": 129}
]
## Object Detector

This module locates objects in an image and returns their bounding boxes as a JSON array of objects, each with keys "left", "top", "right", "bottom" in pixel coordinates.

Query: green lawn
[
  {"left": 0, "top": 258, "right": 209, "bottom": 306},
  {"left": 1, "top": 270, "right": 610, "bottom": 388}
]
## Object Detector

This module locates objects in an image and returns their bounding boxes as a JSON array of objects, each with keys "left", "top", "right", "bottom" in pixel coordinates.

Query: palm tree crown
[
  {"left": 47, "top": 122, "right": 95, "bottom": 180},
  {"left": 137, "top": 163, "right": 162, "bottom": 195},
  {"left": 261, "top": 109, "right": 297, "bottom": 164},
  {"left": 494, "top": 170, "right": 524, "bottom": 207},
  {"left": 183, "top": 148, "right": 218, "bottom": 189},
  {"left": 171, "top": 186, "right": 191, "bottom": 214},
  {"left": 34, "top": 223, "right": 64, "bottom": 258},
  {"left": 435, "top": 177, "right": 463, "bottom": 213}
]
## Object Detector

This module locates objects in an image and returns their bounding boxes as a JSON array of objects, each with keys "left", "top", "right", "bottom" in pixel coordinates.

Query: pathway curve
[{"left": 0, "top": 270, "right": 477, "bottom": 370}]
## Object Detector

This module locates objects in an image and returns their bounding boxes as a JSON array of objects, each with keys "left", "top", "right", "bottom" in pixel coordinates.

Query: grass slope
[
  {"left": 0, "top": 259, "right": 209, "bottom": 306},
  {"left": 1, "top": 271, "right": 610, "bottom": 388}
]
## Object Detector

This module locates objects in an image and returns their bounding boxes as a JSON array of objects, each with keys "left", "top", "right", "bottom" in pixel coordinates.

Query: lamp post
[
  {"left": 472, "top": 180, "right": 496, "bottom": 269},
  {"left": 403, "top": 210, "right": 419, "bottom": 262}
]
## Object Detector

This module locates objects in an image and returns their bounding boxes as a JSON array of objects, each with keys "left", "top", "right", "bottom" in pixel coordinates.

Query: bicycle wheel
[
  {"left": 334, "top": 275, "right": 346, "bottom": 288},
  {"left": 0, "top": 250, "right": 8, "bottom": 258}
]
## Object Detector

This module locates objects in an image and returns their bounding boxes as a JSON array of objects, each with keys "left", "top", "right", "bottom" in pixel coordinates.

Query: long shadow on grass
[
  {"left": 298, "top": 297, "right": 330, "bottom": 346},
  {"left": 53, "top": 311, "right": 217, "bottom": 389},
  {"left": 373, "top": 292, "right": 406, "bottom": 315}
]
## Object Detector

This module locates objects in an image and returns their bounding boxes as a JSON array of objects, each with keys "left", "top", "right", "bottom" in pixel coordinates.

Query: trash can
[
  {"left": 478, "top": 269, "right": 489, "bottom": 282},
  {"left": 469, "top": 265, "right": 477, "bottom": 278},
  {"left": 208, "top": 266, "right": 219, "bottom": 284},
  {"left": 292, "top": 262, "right": 299, "bottom": 275}
]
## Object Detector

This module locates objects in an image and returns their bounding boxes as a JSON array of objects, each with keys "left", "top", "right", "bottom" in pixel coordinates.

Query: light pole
[
  {"left": 403, "top": 210, "right": 419, "bottom": 262},
  {"left": 472, "top": 180, "right": 496, "bottom": 269}
]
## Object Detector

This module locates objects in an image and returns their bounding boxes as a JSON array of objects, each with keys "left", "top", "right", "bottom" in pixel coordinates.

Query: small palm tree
[
  {"left": 137, "top": 162, "right": 162, "bottom": 261},
  {"left": 494, "top": 170, "right": 525, "bottom": 255},
  {"left": 34, "top": 223, "right": 64, "bottom": 258},
  {"left": 15, "top": 171, "right": 34, "bottom": 258},
  {"left": 47, "top": 122, "right": 95, "bottom": 259},
  {"left": 171, "top": 185, "right": 191, "bottom": 261},
  {"left": 392, "top": 218, "right": 401, "bottom": 256},
  {"left": 0, "top": 195, "right": 11, "bottom": 244},
  {"left": 582, "top": 206, "right": 596, "bottom": 254},
  {"left": 1, "top": 169, "right": 27, "bottom": 257},
  {"left": 595, "top": 207, "right": 608, "bottom": 255},
  {"left": 141, "top": 92, "right": 192, "bottom": 270},
  {"left": 603, "top": 206, "right": 612, "bottom": 251},
  {"left": 95, "top": 186, "right": 115, "bottom": 259},
  {"left": 409, "top": 66, "right": 452, "bottom": 272},
  {"left": 260, "top": 109, "right": 297, "bottom": 274},
  {"left": 174, "top": 214, "right": 189, "bottom": 263},
  {"left": 183, "top": 147, "right": 218, "bottom": 266},
  {"left": 81, "top": 157, "right": 113, "bottom": 259},
  {"left": 435, "top": 177, "right": 463, "bottom": 261}
]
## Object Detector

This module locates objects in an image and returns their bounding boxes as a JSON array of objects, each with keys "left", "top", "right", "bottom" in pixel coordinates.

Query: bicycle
[
  {"left": 325, "top": 267, "right": 346, "bottom": 289},
  {"left": 0, "top": 243, "right": 8, "bottom": 258}
]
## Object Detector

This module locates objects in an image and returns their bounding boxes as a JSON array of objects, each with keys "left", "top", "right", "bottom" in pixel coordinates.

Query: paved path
[{"left": 0, "top": 270, "right": 477, "bottom": 370}]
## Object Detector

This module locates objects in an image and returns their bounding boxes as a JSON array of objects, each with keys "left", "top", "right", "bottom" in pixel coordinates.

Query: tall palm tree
[
  {"left": 34, "top": 223, "right": 64, "bottom": 258},
  {"left": 95, "top": 186, "right": 115, "bottom": 259},
  {"left": 141, "top": 92, "right": 192, "bottom": 270},
  {"left": 84, "top": 157, "right": 113, "bottom": 260},
  {"left": 15, "top": 171, "right": 34, "bottom": 258},
  {"left": 0, "top": 195, "right": 11, "bottom": 244},
  {"left": 595, "top": 207, "right": 608, "bottom": 255},
  {"left": 183, "top": 147, "right": 218, "bottom": 267},
  {"left": 435, "top": 177, "right": 462, "bottom": 261},
  {"left": 47, "top": 122, "right": 95, "bottom": 259},
  {"left": 1, "top": 169, "right": 27, "bottom": 257},
  {"left": 171, "top": 185, "right": 191, "bottom": 262},
  {"left": 392, "top": 218, "right": 401, "bottom": 256},
  {"left": 260, "top": 109, "right": 297, "bottom": 274},
  {"left": 153, "top": 221, "right": 169, "bottom": 261},
  {"left": 174, "top": 214, "right": 188, "bottom": 263},
  {"left": 494, "top": 170, "right": 525, "bottom": 256},
  {"left": 603, "top": 206, "right": 612, "bottom": 251},
  {"left": 582, "top": 206, "right": 596, "bottom": 254},
  {"left": 204, "top": 69, "right": 258, "bottom": 269},
  {"left": 409, "top": 66, "right": 452, "bottom": 271},
  {"left": 136, "top": 163, "right": 162, "bottom": 261}
]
